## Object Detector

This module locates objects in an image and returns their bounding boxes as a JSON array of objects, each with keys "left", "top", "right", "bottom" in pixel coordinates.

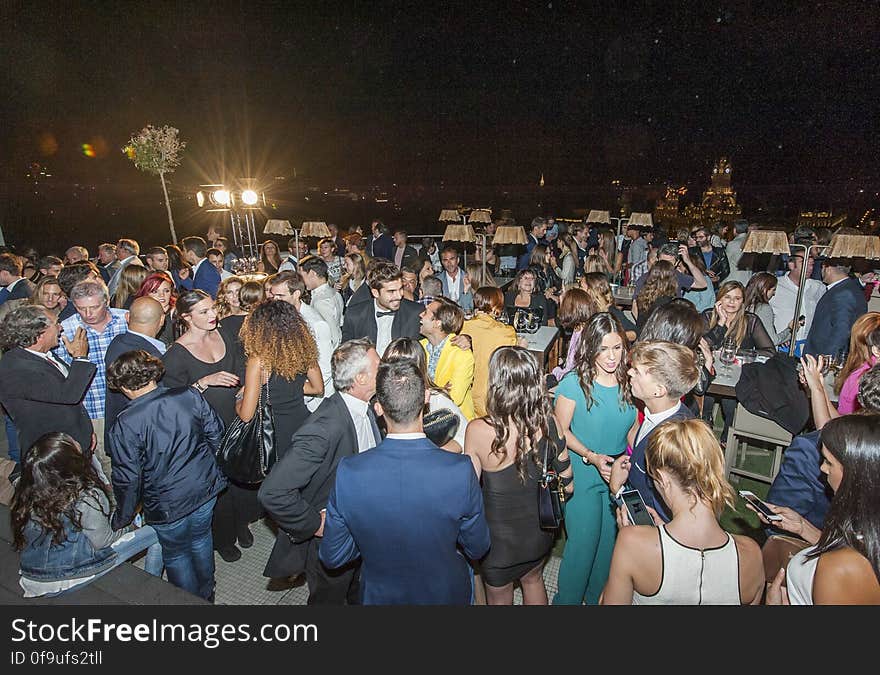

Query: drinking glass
[{"left": 719, "top": 338, "right": 736, "bottom": 375}]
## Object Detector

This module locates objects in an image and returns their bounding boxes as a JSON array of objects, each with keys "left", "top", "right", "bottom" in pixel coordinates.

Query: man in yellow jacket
[{"left": 419, "top": 297, "right": 476, "bottom": 420}]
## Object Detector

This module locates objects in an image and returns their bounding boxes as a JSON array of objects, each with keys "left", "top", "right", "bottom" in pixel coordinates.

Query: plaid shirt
[{"left": 56, "top": 308, "right": 128, "bottom": 419}]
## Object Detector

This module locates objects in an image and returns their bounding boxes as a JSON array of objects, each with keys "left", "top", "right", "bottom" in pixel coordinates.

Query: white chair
[{"left": 724, "top": 403, "right": 792, "bottom": 484}]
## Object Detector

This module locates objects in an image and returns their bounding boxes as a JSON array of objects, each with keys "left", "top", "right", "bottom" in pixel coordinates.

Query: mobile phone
[
  {"left": 621, "top": 489, "right": 656, "bottom": 527},
  {"left": 739, "top": 490, "right": 782, "bottom": 522}
]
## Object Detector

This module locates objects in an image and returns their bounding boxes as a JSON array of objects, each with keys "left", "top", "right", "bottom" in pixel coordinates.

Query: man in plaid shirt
[{"left": 56, "top": 279, "right": 128, "bottom": 481}]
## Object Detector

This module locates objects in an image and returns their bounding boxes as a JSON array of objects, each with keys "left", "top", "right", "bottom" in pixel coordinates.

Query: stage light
[
  {"left": 196, "top": 191, "right": 205, "bottom": 208},
  {"left": 212, "top": 189, "right": 230, "bottom": 206},
  {"left": 241, "top": 189, "right": 259, "bottom": 205}
]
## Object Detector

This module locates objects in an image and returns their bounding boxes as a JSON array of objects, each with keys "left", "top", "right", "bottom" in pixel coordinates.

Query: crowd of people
[{"left": 1, "top": 214, "right": 878, "bottom": 605}]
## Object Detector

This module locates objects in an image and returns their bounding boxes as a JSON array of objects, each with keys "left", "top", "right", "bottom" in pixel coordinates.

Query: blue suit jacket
[
  {"left": 434, "top": 272, "right": 473, "bottom": 311},
  {"left": 628, "top": 405, "right": 695, "bottom": 522},
  {"left": 804, "top": 277, "right": 868, "bottom": 357},
  {"left": 180, "top": 259, "right": 221, "bottom": 298},
  {"left": 766, "top": 431, "right": 832, "bottom": 532},
  {"left": 319, "top": 436, "right": 490, "bottom": 605}
]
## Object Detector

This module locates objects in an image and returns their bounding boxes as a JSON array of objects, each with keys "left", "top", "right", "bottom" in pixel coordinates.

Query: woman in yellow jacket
[{"left": 461, "top": 287, "right": 525, "bottom": 417}]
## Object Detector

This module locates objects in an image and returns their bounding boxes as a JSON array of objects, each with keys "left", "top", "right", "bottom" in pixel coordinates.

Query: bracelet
[{"left": 193, "top": 381, "right": 207, "bottom": 393}]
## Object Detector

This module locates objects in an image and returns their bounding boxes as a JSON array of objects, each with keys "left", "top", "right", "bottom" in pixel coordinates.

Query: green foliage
[{"left": 122, "top": 125, "right": 185, "bottom": 176}]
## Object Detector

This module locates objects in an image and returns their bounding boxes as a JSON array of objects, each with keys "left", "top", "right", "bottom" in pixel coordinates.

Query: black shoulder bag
[
  {"left": 215, "top": 377, "right": 276, "bottom": 484},
  {"left": 537, "top": 423, "right": 566, "bottom": 530}
]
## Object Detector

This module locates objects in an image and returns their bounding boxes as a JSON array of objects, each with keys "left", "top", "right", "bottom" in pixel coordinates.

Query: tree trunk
[{"left": 158, "top": 171, "right": 177, "bottom": 245}]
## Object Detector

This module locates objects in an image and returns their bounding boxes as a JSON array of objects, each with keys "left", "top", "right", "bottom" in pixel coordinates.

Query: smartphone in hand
[{"left": 739, "top": 490, "right": 782, "bottom": 522}]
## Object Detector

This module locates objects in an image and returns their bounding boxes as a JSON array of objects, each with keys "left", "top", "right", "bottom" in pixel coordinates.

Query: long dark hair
[
  {"left": 744, "top": 272, "right": 777, "bottom": 312},
  {"left": 485, "top": 346, "right": 555, "bottom": 483},
  {"left": 574, "top": 312, "right": 632, "bottom": 410},
  {"left": 175, "top": 289, "right": 212, "bottom": 334},
  {"left": 11, "top": 433, "right": 111, "bottom": 550},
  {"left": 810, "top": 413, "right": 880, "bottom": 583}
]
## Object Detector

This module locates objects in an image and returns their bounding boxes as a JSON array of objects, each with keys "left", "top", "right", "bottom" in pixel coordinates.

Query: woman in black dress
[
  {"left": 162, "top": 290, "right": 258, "bottom": 563},
  {"left": 236, "top": 300, "right": 323, "bottom": 461},
  {"left": 135, "top": 272, "right": 178, "bottom": 347},
  {"left": 464, "top": 346, "right": 573, "bottom": 604}
]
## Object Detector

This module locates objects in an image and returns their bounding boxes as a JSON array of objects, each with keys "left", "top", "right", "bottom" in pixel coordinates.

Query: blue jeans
[
  {"left": 151, "top": 498, "right": 217, "bottom": 601},
  {"left": 4, "top": 415, "right": 19, "bottom": 463}
]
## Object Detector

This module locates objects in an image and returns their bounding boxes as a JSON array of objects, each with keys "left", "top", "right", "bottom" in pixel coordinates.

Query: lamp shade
[
  {"left": 742, "top": 230, "right": 791, "bottom": 256},
  {"left": 263, "top": 219, "right": 294, "bottom": 236},
  {"left": 439, "top": 209, "right": 462, "bottom": 222},
  {"left": 468, "top": 209, "right": 493, "bottom": 224},
  {"left": 301, "top": 221, "right": 331, "bottom": 238},
  {"left": 492, "top": 225, "right": 527, "bottom": 245},
  {"left": 826, "top": 233, "right": 880, "bottom": 260},
  {"left": 586, "top": 210, "right": 611, "bottom": 224},
  {"left": 442, "top": 223, "right": 476, "bottom": 242},
  {"left": 628, "top": 212, "right": 653, "bottom": 227}
]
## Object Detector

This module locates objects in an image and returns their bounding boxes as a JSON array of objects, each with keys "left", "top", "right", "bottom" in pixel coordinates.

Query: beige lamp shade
[
  {"left": 628, "top": 212, "right": 653, "bottom": 227},
  {"left": 301, "top": 221, "right": 331, "bottom": 238},
  {"left": 586, "top": 210, "right": 611, "bottom": 224},
  {"left": 468, "top": 209, "right": 493, "bottom": 224},
  {"left": 439, "top": 209, "right": 462, "bottom": 222},
  {"left": 263, "top": 219, "right": 294, "bottom": 236},
  {"left": 826, "top": 233, "right": 880, "bottom": 260},
  {"left": 492, "top": 225, "right": 528, "bottom": 245},
  {"left": 442, "top": 223, "right": 476, "bottom": 242},
  {"left": 743, "top": 230, "right": 791, "bottom": 256}
]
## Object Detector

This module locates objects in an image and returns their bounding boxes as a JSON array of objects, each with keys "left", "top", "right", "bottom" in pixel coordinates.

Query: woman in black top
[
  {"left": 162, "top": 290, "right": 258, "bottom": 562},
  {"left": 504, "top": 268, "right": 549, "bottom": 328},
  {"left": 701, "top": 280, "right": 776, "bottom": 357}
]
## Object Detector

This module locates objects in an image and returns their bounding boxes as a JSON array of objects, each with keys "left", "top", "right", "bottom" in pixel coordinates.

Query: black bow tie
[{"left": 376, "top": 310, "right": 396, "bottom": 318}]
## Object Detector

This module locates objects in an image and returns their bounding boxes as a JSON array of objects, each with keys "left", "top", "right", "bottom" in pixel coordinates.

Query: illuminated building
[{"left": 682, "top": 157, "right": 743, "bottom": 227}]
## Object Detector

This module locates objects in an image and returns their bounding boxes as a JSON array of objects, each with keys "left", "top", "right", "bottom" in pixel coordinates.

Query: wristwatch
[{"left": 193, "top": 380, "right": 207, "bottom": 393}]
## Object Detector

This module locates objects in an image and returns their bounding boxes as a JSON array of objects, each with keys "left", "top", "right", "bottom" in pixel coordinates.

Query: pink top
[
  {"left": 552, "top": 328, "right": 582, "bottom": 382},
  {"left": 838, "top": 356, "right": 877, "bottom": 414}
]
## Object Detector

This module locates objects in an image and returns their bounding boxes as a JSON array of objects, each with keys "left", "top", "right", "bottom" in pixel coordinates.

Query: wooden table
[{"left": 517, "top": 325, "right": 560, "bottom": 372}]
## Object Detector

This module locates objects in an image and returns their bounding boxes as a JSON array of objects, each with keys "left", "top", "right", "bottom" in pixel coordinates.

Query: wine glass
[{"left": 719, "top": 337, "right": 736, "bottom": 375}]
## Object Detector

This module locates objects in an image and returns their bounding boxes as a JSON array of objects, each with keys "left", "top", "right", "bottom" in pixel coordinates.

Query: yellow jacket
[
  {"left": 421, "top": 334, "right": 476, "bottom": 420},
  {"left": 462, "top": 314, "right": 518, "bottom": 418}
]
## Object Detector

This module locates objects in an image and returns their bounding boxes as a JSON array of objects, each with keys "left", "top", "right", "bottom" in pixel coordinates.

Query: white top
[
  {"left": 634, "top": 401, "right": 682, "bottom": 448},
  {"left": 310, "top": 283, "right": 344, "bottom": 344},
  {"left": 299, "top": 302, "right": 336, "bottom": 412},
  {"left": 374, "top": 300, "right": 395, "bottom": 357},
  {"left": 25, "top": 348, "right": 70, "bottom": 375},
  {"left": 769, "top": 274, "right": 826, "bottom": 341},
  {"left": 786, "top": 545, "right": 819, "bottom": 605},
  {"left": 340, "top": 391, "right": 380, "bottom": 453},
  {"left": 632, "top": 525, "right": 741, "bottom": 605},
  {"left": 444, "top": 270, "right": 462, "bottom": 302},
  {"left": 5, "top": 276, "right": 26, "bottom": 292}
]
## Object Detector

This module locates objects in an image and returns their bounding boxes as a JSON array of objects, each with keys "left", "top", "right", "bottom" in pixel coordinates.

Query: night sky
[{"left": 3, "top": 1, "right": 879, "bottom": 189}]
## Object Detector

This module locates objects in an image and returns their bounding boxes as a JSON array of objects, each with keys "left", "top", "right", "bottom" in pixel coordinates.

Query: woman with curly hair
[
  {"left": 13, "top": 432, "right": 163, "bottom": 598},
  {"left": 632, "top": 260, "right": 678, "bottom": 334},
  {"left": 236, "top": 300, "right": 323, "bottom": 462},
  {"left": 465, "top": 346, "right": 572, "bottom": 604},
  {"left": 135, "top": 271, "right": 178, "bottom": 346},
  {"left": 553, "top": 312, "right": 638, "bottom": 605}
]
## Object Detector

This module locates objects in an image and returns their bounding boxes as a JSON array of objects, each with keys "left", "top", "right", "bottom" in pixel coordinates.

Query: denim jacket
[{"left": 19, "top": 512, "right": 117, "bottom": 582}]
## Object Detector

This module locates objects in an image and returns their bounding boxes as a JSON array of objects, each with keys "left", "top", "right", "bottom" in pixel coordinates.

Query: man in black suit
[
  {"left": 103, "top": 297, "right": 167, "bottom": 447},
  {"left": 341, "top": 260, "right": 422, "bottom": 356},
  {"left": 259, "top": 338, "right": 380, "bottom": 603},
  {"left": 391, "top": 229, "right": 420, "bottom": 270},
  {"left": 0, "top": 304, "right": 96, "bottom": 460},
  {"left": 804, "top": 259, "right": 869, "bottom": 357},
  {"left": 366, "top": 219, "right": 394, "bottom": 261},
  {"left": 0, "top": 253, "right": 35, "bottom": 306}
]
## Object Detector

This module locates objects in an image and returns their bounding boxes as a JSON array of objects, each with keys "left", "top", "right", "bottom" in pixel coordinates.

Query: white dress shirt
[
  {"left": 300, "top": 302, "right": 336, "bottom": 412},
  {"left": 444, "top": 270, "right": 462, "bottom": 303},
  {"left": 634, "top": 401, "right": 683, "bottom": 448},
  {"left": 769, "top": 274, "right": 826, "bottom": 341},
  {"left": 374, "top": 300, "right": 395, "bottom": 357},
  {"left": 340, "top": 391, "right": 381, "bottom": 453},
  {"left": 310, "top": 283, "right": 344, "bottom": 345},
  {"left": 25, "top": 348, "right": 69, "bottom": 376}
]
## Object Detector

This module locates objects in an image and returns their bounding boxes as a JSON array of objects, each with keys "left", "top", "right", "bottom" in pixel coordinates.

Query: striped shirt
[{"left": 56, "top": 308, "right": 129, "bottom": 419}]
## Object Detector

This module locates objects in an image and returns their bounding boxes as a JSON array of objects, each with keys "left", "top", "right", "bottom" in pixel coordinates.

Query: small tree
[{"left": 123, "top": 125, "right": 186, "bottom": 244}]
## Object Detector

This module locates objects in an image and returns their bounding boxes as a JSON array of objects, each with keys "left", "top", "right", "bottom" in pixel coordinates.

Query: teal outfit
[
  {"left": 684, "top": 281, "right": 716, "bottom": 314},
  {"left": 553, "top": 373, "right": 636, "bottom": 605}
]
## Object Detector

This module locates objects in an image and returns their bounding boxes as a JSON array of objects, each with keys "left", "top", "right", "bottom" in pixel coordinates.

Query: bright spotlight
[
  {"left": 196, "top": 191, "right": 205, "bottom": 208},
  {"left": 241, "top": 189, "right": 259, "bottom": 205},
  {"left": 212, "top": 189, "right": 230, "bottom": 206}
]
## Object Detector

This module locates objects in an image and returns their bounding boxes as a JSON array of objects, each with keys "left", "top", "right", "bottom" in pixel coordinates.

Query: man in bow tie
[{"left": 341, "top": 260, "right": 423, "bottom": 357}]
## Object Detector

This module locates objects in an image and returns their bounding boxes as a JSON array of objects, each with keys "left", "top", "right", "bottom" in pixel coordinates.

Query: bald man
[{"left": 103, "top": 297, "right": 168, "bottom": 449}]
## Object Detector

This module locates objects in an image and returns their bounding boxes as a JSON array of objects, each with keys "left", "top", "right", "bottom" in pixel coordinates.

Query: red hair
[{"left": 135, "top": 272, "right": 177, "bottom": 309}]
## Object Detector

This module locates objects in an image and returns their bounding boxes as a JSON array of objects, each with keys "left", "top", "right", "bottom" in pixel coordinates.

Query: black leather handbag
[
  {"left": 423, "top": 407, "right": 460, "bottom": 448},
  {"left": 215, "top": 381, "right": 276, "bottom": 484},
  {"left": 537, "top": 425, "right": 566, "bottom": 530}
]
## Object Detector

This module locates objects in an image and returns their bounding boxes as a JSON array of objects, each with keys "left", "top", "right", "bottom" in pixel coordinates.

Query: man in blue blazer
[
  {"left": 320, "top": 359, "right": 490, "bottom": 605},
  {"left": 804, "top": 260, "right": 868, "bottom": 357},
  {"left": 367, "top": 220, "right": 395, "bottom": 261},
  {"left": 179, "top": 236, "right": 221, "bottom": 298}
]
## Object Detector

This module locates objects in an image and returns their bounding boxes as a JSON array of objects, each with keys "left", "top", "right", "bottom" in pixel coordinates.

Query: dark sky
[{"left": 3, "top": 1, "right": 879, "bottom": 188}]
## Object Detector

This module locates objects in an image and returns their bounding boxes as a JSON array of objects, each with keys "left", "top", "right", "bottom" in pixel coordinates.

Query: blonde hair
[
  {"left": 214, "top": 276, "right": 245, "bottom": 320},
  {"left": 708, "top": 281, "right": 747, "bottom": 348},
  {"left": 635, "top": 260, "right": 678, "bottom": 315},
  {"left": 112, "top": 265, "right": 149, "bottom": 309},
  {"left": 630, "top": 340, "right": 698, "bottom": 399},
  {"left": 646, "top": 418, "right": 735, "bottom": 517},
  {"left": 579, "top": 272, "right": 613, "bottom": 312}
]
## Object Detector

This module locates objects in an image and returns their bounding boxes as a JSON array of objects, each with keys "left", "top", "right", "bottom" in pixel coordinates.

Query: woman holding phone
[{"left": 601, "top": 418, "right": 764, "bottom": 605}]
